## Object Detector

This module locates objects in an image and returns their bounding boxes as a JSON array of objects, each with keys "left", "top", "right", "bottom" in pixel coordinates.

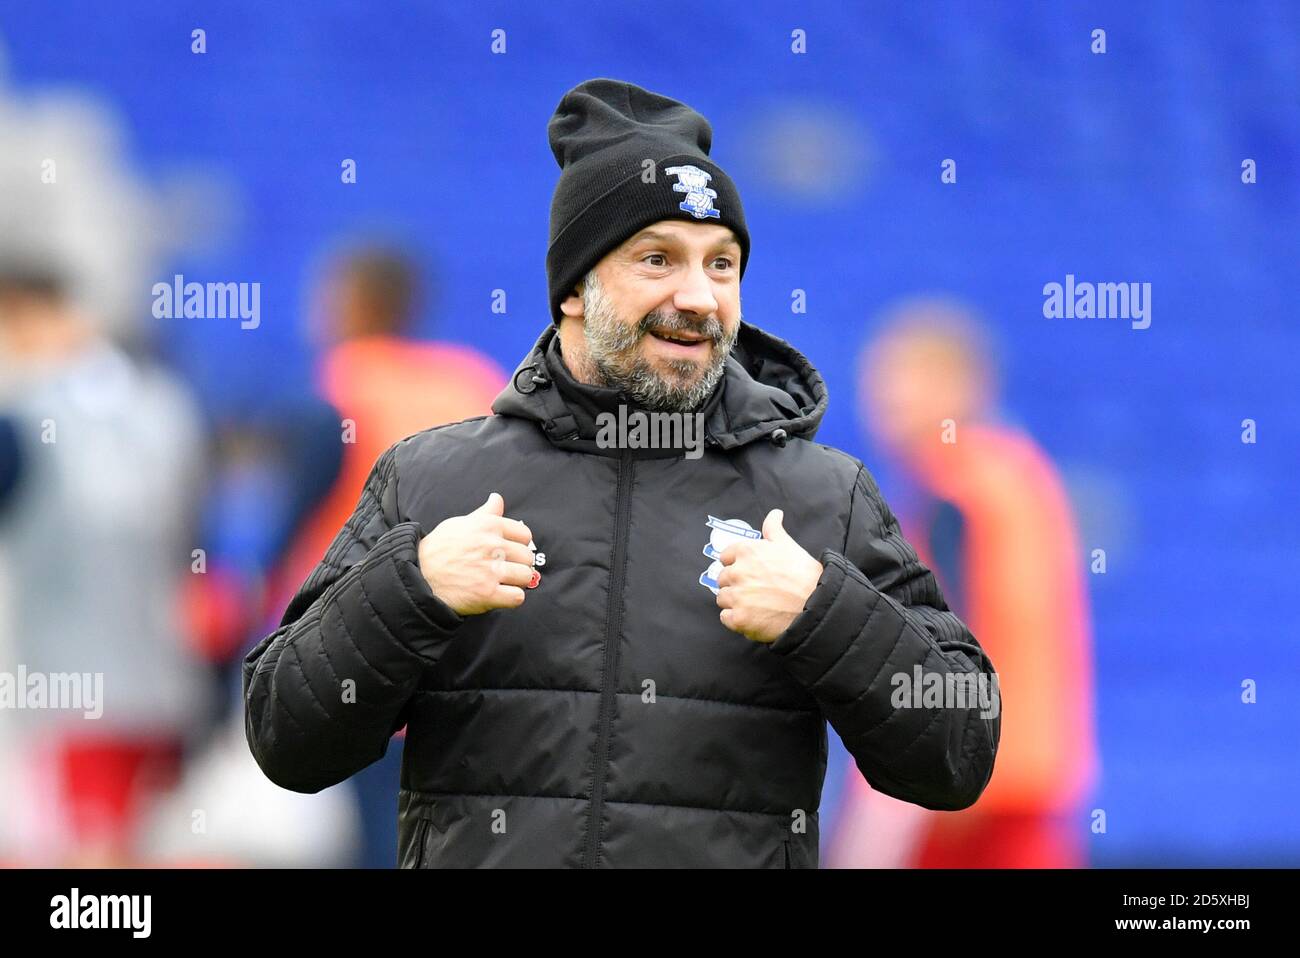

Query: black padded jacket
[{"left": 242, "top": 320, "right": 1000, "bottom": 868}]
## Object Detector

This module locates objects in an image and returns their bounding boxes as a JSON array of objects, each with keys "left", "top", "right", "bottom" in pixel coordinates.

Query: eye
[
  {"left": 643, "top": 253, "right": 668, "bottom": 267},
  {"left": 712, "top": 256, "right": 735, "bottom": 270}
]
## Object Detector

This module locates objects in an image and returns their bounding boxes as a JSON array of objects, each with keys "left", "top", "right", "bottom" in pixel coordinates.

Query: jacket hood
[{"left": 491, "top": 320, "right": 828, "bottom": 456}]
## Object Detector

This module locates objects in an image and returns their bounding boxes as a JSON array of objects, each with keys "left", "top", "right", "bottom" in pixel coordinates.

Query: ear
[{"left": 559, "top": 282, "right": 585, "bottom": 319}]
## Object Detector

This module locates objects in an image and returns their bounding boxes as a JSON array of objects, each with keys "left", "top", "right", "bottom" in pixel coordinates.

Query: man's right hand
[{"left": 417, "top": 492, "right": 537, "bottom": 616}]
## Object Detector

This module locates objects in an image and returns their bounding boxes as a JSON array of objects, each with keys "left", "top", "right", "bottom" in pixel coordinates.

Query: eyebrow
[{"left": 629, "top": 228, "right": 741, "bottom": 251}]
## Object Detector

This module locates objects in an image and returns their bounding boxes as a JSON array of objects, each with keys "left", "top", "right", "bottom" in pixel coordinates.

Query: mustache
[{"left": 637, "top": 311, "right": 724, "bottom": 342}]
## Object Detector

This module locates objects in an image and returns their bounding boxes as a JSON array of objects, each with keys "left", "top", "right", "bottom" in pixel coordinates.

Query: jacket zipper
[{"left": 583, "top": 451, "right": 635, "bottom": 868}]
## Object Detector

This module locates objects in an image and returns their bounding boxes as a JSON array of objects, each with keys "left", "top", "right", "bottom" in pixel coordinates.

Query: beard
[{"left": 580, "top": 270, "right": 738, "bottom": 413}]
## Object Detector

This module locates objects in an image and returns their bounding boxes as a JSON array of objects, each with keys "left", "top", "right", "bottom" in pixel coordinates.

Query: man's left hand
[{"left": 716, "top": 509, "right": 824, "bottom": 644}]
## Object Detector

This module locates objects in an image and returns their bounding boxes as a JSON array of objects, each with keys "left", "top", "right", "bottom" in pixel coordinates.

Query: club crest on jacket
[{"left": 699, "top": 515, "right": 761, "bottom": 594}]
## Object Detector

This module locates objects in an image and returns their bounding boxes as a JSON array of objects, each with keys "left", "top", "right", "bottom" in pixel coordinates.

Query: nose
[{"left": 672, "top": 263, "right": 719, "bottom": 318}]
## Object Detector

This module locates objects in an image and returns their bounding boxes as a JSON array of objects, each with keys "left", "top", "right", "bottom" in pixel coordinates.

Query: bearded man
[{"left": 243, "top": 77, "right": 999, "bottom": 868}]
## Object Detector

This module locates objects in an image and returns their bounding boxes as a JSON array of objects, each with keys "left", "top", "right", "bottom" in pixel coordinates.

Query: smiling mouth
[{"left": 647, "top": 329, "right": 711, "bottom": 347}]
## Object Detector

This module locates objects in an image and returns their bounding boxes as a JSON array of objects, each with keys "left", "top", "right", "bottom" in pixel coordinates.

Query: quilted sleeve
[
  {"left": 242, "top": 441, "right": 464, "bottom": 793},
  {"left": 769, "top": 463, "right": 1000, "bottom": 811}
]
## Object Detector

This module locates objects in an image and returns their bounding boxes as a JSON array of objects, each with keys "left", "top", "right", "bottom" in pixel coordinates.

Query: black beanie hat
[{"left": 546, "top": 78, "right": 750, "bottom": 325}]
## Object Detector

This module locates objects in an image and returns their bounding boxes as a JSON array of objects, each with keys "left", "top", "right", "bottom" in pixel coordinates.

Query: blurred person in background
[
  {"left": 0, "top": 68, "right": 372, "bottom": 870},
  {"left": 830, "top": 298, "right": 1099, "bottom": 868},
  {"left": 0, "top": 83, "right": 214, "bottom": 866},
  {"left": 0, "top": 255, "right": 210, "bottom": 866}
]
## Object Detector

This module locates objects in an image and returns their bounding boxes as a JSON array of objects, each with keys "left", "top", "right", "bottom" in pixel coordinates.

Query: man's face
[{"left": 566, "top": 219, "right": 743, "bottom": 412}]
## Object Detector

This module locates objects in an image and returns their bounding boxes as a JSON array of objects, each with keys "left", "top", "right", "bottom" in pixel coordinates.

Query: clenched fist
[
  {"left": 715, "top": 509, "right": 824, "bottom": 644},
  {"left": 417, "top": 492, "right": 538, "bottom": 616}
]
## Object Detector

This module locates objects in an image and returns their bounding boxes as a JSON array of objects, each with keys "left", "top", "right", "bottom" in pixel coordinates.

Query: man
[{"left": 243, "top": 78, "right": 1000, "bottom": 868}]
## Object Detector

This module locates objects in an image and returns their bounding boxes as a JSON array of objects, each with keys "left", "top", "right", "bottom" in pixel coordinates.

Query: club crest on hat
[
  {"left": 698, "top": 514, "right": 760, "bottom": 594},
  {"left": 666, "top": 164, "right": 722, "bottom": 220}
]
